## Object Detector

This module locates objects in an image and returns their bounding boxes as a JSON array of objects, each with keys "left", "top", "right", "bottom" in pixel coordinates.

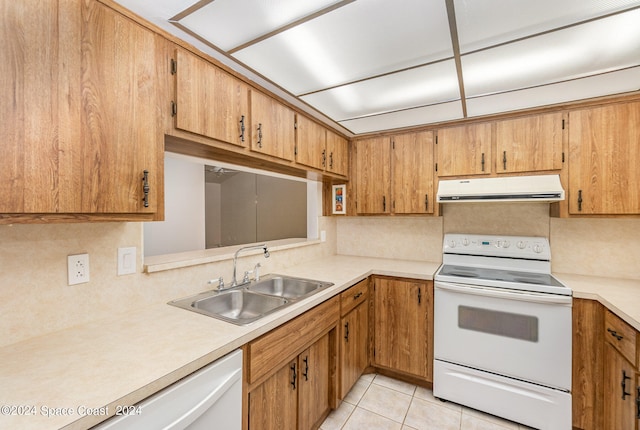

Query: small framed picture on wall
[{"left": 332, "top": 184, "right": 346, "bottom": 215}]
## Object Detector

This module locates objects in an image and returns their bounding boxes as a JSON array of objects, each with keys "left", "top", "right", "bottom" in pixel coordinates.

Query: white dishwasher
[{"left": 94, "top": 349, "right": 242, "bottom": 430}]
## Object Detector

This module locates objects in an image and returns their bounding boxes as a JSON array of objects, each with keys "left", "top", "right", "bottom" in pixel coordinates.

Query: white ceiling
[{"left": 115, "top": 0, "right": 640, "bottom": 135}]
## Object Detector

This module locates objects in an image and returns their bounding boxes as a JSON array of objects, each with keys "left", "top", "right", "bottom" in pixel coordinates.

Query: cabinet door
[
  {"left": 82, "top": 1, "right": 160, "bottom": 213},
  {"left": 249, "top": 360, "right": 298, "bottom": 430},
  {"left": 496, "top": 113, "right": 564, "bottom": 174},
  {"left": 295, "top": 115, "right": 326, "bottom": 170},
  {"left": 251, "top": 90, "right": 295, "bottom": 161},
  {"left": 392, "top": 131, "right": 434, "bottom": 214},
  {"left": 568, "top": 102, "right": 640, "bottom": 214},
  {"left": 326, "top": 130, "right": 349, "bottom": 176},
  {"left": 355, "top": 137, "right": 391, "bottom": 214},
  {"left": 298, "top": 335, "right": 331, "bottom": 430},
  {"left": 572, "top": 299, "right": 604, "bottom": 430},
  {"left": 436, "top": 123, "right": 492, "bottom": 176},
  {"left": 175, "top": 49, "right": 249, "bottom": 147},
  {"left": 373, "top": 278, "right": 431, "bottom": 380},
  {"left": 340, "top": 302, "right": 369, "bottom": 399},
  {"left": 603, "top": 343, "right": 637, "bottom": 430},
  {"left": 0, "top": 1, "right": 82, "bottom": 213}
]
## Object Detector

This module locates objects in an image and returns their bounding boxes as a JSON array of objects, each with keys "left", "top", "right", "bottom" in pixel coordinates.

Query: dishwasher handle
[
  {"left": 435, "top": 281, "right": 573, "bottom": 305},
  {"left": 164, "top": 367, "right": 242, "bottom": 430}
]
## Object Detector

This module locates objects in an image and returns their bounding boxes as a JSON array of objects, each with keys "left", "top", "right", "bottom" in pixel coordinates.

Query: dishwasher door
[{"left": 94, "top": 349, "right": 242, "bottom": 430}]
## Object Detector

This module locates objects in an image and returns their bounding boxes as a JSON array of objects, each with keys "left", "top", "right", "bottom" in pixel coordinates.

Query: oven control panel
[{"left": 443, "top": 234, "right": 550, "bottom": 260}]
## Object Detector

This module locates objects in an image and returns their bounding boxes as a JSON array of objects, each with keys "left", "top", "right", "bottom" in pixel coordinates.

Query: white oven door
[{"left": 434, "top": 281, "right": 572, "bottom": 391}]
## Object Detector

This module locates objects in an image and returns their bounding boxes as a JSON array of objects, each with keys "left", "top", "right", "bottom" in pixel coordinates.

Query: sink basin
[
  {"left": 170, "top": 289, "right": 288, "bottom": 325},
  {"left": 168, "top": 275, "right": 333, "bottom": 325},
  {"left": 248, "top": 275, "right": 333, "bottom": 299}
]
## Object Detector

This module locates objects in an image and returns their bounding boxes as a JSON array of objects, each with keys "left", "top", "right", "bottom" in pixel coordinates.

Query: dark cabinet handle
[
  {"left": 607, "top": 328, "right": 624, "bottom": 341},
  {"left": 329, "top": 152, "right": 334, "bottom": 169},
  {"left": 481, "top": 152, "right": 485, "bottom": 171},
  {"left": 418, "top": 287, "right": 422, "bottom": 304},
  {"left": 383, "top": 196, "right": 386, "bottom": 212},
  {"left": 142, "top": 170, "right": 150, "bottom": 208},
  {"left": 322, "top": 149, "right": 326, "bottom": 167},
  {"left": 257, "top": 123, "right": 263, "bottom": 148},
  {"left": 622, "top": 370, "right": 631, "bottom": 399},
  {"left": 303, "top": 356, "right": 309, "bottom": 381},
  {"left": 503, "top": 151, "right": 507, "bottom": 170},
  {"left": 239, "top": 115, "right": 245, "bottom": 142},
  {"left": 425, "top": 194, "right": 429, "bottom": 211},
  {"left": 578, "top": 189, "right": 583, "bottom": 212},
  {"left": 353, "top": 292, "right": 363, "bottom": 300},
  {"left": 344, "top": 322, "right": 349, "bottom": 342},
  {"left": 636, "top": 386, "right": 640, "bottom": 418},
  {"left": 290, "top": 362, "right": 297, "bottom": 389}
]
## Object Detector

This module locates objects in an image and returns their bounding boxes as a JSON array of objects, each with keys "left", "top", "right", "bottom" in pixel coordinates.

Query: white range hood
[{"left": 437, "top": 175, "right": 565, "bottom": 203}]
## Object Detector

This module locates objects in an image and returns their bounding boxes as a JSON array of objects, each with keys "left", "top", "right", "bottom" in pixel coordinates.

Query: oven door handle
[{"left": 435, "top": 281, "right": 573, "bottom": 305}]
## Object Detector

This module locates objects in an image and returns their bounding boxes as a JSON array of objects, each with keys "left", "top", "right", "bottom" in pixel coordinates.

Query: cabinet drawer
[
  {"left": 340, "top": 279, "right": 369, "bottom": 316},
  {"left": 604, "top": 310, "right": 637, "bottom": 365},
  {"left": 247, "top": 296, "right": 339, "bottom": 385}
]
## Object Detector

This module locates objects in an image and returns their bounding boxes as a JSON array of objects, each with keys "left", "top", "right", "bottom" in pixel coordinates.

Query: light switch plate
[{"left": 117, "top": 247, "right": 137, "bottom": 276}]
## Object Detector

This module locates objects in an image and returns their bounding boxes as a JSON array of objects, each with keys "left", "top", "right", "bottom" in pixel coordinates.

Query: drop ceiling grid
[{"left": 166, "top": 0, "right": 640, "bottom": 134}]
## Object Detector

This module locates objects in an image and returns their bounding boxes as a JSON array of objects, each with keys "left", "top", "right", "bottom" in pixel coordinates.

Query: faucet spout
[{"left": 231, "top": 244, "right": 270, "bottom": 288}]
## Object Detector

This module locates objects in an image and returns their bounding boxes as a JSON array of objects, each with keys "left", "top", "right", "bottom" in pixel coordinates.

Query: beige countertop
[
  {"left": 556, "top": 272, "right": 640, "bottom": 332},
  {"left": 1, "top": 255, "right": 638, "bottom": 430},
  {"left": 0, "top": 255, "right": 439, "bottom": 430}
]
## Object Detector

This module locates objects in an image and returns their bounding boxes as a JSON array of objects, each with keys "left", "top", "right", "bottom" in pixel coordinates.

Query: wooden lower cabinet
[
  {"left": 603, "top": 342, "right": 638, "bottom": 430},
  {"left": 249, "top": 361, "right": 298, "bottom": 430},
  {"left": 244, "top": 296, "right": 338, "bottom": 430},
  {"left": 298, "top": 335, "right": 331, "bottom": 430},
  {"left": 372, "top": 276, "right": 433, "bottom": 381},
  {"left": 249, "top": 334, "right": 330, "bottom": 430},
  {"left": 339, "top": 280, "right": 370, "bottom": 399},
  {"left": 573, "top": 299, "right": 640, "bottom": 430}
]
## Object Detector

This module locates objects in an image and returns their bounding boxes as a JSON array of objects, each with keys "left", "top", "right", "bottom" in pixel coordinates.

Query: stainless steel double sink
[{"left": 169, "top": 274, "right": 334, "bottom": 325}]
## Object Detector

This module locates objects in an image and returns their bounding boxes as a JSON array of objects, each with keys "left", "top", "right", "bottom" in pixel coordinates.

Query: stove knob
[
  {"left": 533, "top": 244, "right": 544, "bottom": 253},
  {"left": 495, "top": 240, "right": 502, "bottom": 248},
  {"left": 502, "top": 240, "right": 511, "bottom": 248},
  {"left": 448, "top": 240, "right": 456, "bottom": 248},
  {"left": 517, "top": 241, "right": 526, "bottom": 249},
  {"left": 462, "top": 238, "right": 470, "bottom": 246}
]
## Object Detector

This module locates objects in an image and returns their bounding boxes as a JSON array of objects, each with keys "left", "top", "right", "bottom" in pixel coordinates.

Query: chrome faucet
[{"left": 230, "top": 244, "right": 270, "bottom": 288}]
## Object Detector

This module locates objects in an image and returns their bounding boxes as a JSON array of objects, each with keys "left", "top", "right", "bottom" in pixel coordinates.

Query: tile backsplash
[{"left": 1, "top": 208, "right": 640, "bottom": 347}]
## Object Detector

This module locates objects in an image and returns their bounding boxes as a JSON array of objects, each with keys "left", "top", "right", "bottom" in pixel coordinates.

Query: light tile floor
[{"left": 321, "top": 373, "right": 536, "bottom": 430}]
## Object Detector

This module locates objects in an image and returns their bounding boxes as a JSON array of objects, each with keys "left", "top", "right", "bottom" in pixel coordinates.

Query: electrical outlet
[{"left": 68, "top": 254, "right": 90, "bottom": 285}]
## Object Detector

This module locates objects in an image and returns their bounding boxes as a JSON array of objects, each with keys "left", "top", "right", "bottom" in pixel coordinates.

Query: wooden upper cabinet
[
  {"left": 355, "top": 137, "right": 391, "bottom": 214},
  {"left": 392, "top": 131, "right": 434, "bottom": 214},
  {"left": 0, "top": 1, "right": 82, "bottom": 214},
  {"left": 436, "top": 123, "right": 492, "bottom": 176},
  {"left": 326, "top": 130, "right": 349, "bottom": 177},
  {"left": 496, "top": 112, "right": 564, "bottom": 174},
  {"left": 251, "top": 90, "right": 295, "bottom": 161},
  {"left": 295, "top": 115, "right": 327, "bottom": 170},
  {"left": 568, "top": 101, "right": 640, "bottom": 215},
  {"left": 0, "top": 0, "right": 162, "bottom": 217},
  {"left": 174, "top": 49, "right": 249, "bottom": 147},
  {"left": 81, "top": 1, "right": 161, "bottom": 214}
]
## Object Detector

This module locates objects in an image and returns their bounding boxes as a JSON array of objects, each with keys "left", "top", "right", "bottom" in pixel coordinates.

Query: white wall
[{"left": 144, "top": 155, "right": 205, "bottom": 257}]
